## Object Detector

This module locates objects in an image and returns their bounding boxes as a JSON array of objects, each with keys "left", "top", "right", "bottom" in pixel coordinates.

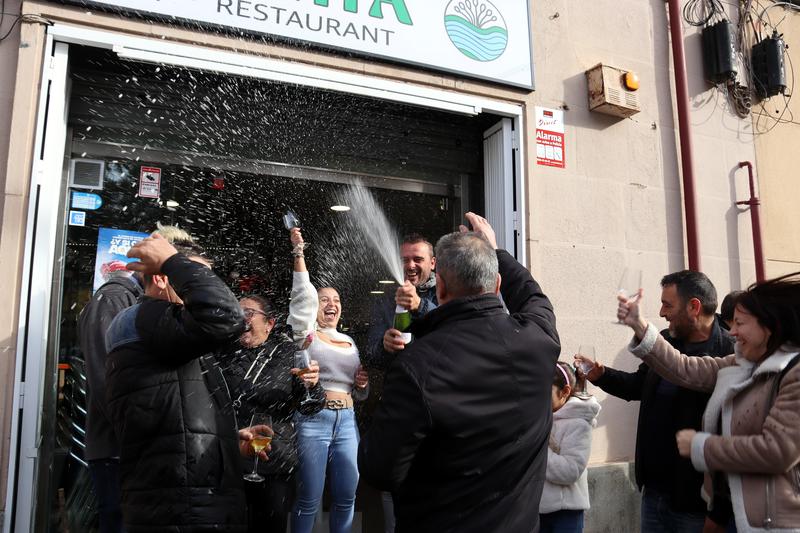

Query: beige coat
[{"left": 630, "top": 323, "right": 800, "bottom": 532}]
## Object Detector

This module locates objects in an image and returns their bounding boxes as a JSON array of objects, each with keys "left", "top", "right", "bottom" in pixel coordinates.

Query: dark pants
[
  {"left": 88, "top": 458, "right": 124, "bottom": 533},
  {"left": 245, "top": 473, "right": 295, "bottom": 533},
  {"left": 641, "top": 487, "right": 705, "bottom": 533},
  {"left": 539, "top": 509, "right": 585, "bottom": 533}
]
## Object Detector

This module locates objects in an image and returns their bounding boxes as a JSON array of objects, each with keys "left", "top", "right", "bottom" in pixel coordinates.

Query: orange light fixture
[{"left": 624, "top": 71, "right": 640, "bottom": 91}]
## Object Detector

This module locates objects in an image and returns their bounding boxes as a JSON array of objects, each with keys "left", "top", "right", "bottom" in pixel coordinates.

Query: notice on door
[
  {"left": 535, "top": 107, "right": 565, "bottom": 169},
  {"left": 139, "top": 166, "right": 161, "bottom": 198},
  {"left": 93, "top": 227, "right": 150, "bottom": 293}
]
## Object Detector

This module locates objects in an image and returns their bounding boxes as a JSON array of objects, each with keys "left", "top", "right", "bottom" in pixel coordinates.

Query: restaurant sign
[{"left": 65, "top": 0, "right": 534, "bottom": 88}]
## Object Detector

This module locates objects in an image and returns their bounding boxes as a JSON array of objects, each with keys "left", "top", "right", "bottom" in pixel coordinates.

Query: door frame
[{"left": 5, "top": 23, "right": 528, "bottom": 532}]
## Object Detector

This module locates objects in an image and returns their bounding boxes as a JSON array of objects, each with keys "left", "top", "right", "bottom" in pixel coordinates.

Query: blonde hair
[{"left": 151, "top": 222, "right": 193, "bottom": 243}]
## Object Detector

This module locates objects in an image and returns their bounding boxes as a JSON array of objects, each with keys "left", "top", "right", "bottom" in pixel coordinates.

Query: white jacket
[{"left": 539, "top": 396, "right": 601, "bottom": 514}]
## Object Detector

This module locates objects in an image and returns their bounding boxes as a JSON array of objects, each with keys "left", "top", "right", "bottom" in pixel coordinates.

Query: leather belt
[{"left": 325, "top": 391, "right": 354, "bottom": 410}]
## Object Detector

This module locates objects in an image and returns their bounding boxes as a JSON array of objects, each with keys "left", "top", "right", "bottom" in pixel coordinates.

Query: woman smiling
[
  {"left": 287, "top": 228, "right": 369, "bottom": 533},
  {"left": 617, "top": 273, "right": 800, "bottom": 532}
]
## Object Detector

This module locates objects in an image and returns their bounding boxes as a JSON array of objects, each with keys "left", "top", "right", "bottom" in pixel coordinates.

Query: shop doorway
[{"left": 6, "top": 31, "right": 525, "bottom": 533}]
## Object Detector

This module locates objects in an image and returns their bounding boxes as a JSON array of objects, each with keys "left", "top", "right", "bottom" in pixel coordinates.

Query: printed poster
[
  {"left": 139, "top": 166, "right": 161, "bottom": 199},
  {"left": 535, "top": 107, "right": 565, "bottom": 168},
  {"left": 93, "top": 227, "right": 149, "bottom": 293}
]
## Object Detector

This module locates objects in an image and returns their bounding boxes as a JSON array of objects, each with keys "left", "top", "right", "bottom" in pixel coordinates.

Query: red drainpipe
[
  {"left": 737, "top": 161, "right": 766, "bottom": 282},
  {"left": 666, "top": 0, "right": 701, "bottom": 271}
]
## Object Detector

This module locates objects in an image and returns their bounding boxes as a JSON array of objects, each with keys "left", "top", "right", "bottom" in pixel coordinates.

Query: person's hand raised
[
  {"left": 290, "top": 228, "right": 304, "bottom": 247},
  {"left": 617, "top": 288, "right": 649, "bottom": 339},
  {"left": 459, "top": 212, "right": 498, "bottom": 249},
  {"left": 126, "top": 233, "right": 178, "bottom": 275}
]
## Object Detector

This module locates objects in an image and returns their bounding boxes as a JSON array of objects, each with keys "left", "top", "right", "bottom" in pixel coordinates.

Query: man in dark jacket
[
  {"left": 365, "top": 233, "right": 438, "bottom": 371},
  {"left": 78, "top": 272, "right": 143, "bottom": 533},
  {"left": 358, "top": 212, "right": 560, "bottom": 533},
  {"left": 580, "top": 270, "right": 735, "bottom": 532},
  {"left": 105, "top": 234, "right": 248, "bottom": 532},
  {"left": 364, "top": 233, "right": 439, "bottom": 532}
]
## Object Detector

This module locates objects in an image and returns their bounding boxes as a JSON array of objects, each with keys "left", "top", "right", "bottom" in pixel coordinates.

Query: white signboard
[{"left": 70, "top": 0, "right": 534, "bottom": 88}]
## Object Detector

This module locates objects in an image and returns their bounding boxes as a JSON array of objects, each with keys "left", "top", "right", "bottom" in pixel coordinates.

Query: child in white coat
[{"left": 539, "top": 361, "right": 601, "bottom": 533}]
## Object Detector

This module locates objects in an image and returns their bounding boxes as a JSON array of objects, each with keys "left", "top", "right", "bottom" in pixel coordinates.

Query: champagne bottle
[{"left": 394, "top": 305, "right": 413, "bottom": 344}]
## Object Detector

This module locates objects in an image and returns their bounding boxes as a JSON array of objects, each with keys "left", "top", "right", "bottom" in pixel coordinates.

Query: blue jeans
[
  {"left": 88, "top": 458, "right": 124, "bottom": 533},
  {"left": 291, "top": 408, "right": 359, "bottom": 533},
  {"left": 641, "top": 487, "right": 705, "bottom": 533},
  {"left": 539, "top": 509, "right": 584, "bottom": 533}
]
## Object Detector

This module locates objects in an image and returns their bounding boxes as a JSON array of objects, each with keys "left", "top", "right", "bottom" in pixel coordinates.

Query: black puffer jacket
[
  {"left": 217, "top": 336, "right": 325, "bottom": 476},
  {"left": 105, "top": 254, "right": 247, "bottom": 533}
]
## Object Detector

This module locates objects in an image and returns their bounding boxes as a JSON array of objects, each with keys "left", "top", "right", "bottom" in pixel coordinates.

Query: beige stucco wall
[
  {"left": 530, "top": 0, "right": 757, "bottom": 466},
  {"left": 0, "top": 0, "right": 770, "bottom": 521},
  {"left": 752, "top": 11, "right": 800, "bottom": 278},
  {"left": 0, "top": 0, "right": 26, "bottom": 514}
]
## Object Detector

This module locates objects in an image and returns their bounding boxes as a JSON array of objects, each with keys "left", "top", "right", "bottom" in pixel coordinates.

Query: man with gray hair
[{"left": 358, "top": 212, "right": 560, "bottom": 533}]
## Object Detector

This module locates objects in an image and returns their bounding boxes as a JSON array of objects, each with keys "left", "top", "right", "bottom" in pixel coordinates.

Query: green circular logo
[{"left": 444, "top": 0, "right": 509, "bottom": 62}]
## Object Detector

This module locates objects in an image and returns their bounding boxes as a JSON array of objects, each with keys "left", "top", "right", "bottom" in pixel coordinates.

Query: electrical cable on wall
[
  {"left": 744, "top": 0, "right": 797, "bottom": 133},
  {"left": 0, "top": 10, "right": 52, "bottom": 43},
  {"left": 684, "top": 0, "right": 728, "bottom": 26},
  {"left": 690, "top": 0, "right": 797, "bottom": 125}
]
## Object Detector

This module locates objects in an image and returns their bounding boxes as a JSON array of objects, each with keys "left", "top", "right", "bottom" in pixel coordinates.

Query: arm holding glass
[
  {"left": 287, "top": 228, "right": 318, "bottom": 346},
  {"left": 617, "top": 290, "right": 730, "bottom": 393},
  {"left": 352, "top": 365, "right": 369, "bottom": 402},
  {"left": 238, "top": 424, "right": 273, "bottom": 460}
]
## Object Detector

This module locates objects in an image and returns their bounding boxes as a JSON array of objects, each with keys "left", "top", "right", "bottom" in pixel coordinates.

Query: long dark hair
[{"left": 736, "top": 271, "right": 800, "bottom": 357}]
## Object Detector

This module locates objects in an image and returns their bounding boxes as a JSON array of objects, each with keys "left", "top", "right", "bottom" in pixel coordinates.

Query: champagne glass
[
  {"left": 294, "top": 348, "right": 315, "bottom": 406},
  {"left": 283, "top": 209, "right": 300, "bottom": 230},
  {"left": 243, "top": 413, "right": 272, "bottom": 483},
  {"left": 614, "top": 267, "right": 642, "bottom": 324},
  {"left": 574, "top": 345, "right": 596, "bottom": 399}
]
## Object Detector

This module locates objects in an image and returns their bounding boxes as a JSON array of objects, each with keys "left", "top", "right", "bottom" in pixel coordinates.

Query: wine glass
[
  {"left": 283, "top": 209, "right": 300, "bottom": 230},
  {"left": 614, "top": 268, "right": 642, "bottom": 324},
  {"left": 294, "top": 348, "right": 315, "bottom": 406},
  {"left": 243, "top": 413, "right": 272, "bottom": 483},
  {"left": 574, "top": 345, "right": 596, "bottom": 399}
]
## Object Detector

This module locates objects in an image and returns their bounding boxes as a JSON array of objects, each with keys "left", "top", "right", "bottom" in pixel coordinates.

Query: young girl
[{"left": 539, "top": 361, "right": 601, "bottom": 533}]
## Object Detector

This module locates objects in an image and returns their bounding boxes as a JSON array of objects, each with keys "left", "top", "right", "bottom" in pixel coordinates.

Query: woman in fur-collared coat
[{"left": 617, "top": 272, "right": 800, "bottom": 533}]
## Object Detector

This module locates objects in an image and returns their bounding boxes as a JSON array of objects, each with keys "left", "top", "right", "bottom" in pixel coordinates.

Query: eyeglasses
[{"left": 242, "top": 308, "right": 268, "bottom": 319}]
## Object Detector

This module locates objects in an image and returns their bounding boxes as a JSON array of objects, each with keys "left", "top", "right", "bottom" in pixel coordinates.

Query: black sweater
[{"left": 217, "top": 336, "right": 325, "bottom": 476}]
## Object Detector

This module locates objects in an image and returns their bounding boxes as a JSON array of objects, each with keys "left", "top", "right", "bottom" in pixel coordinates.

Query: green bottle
[{"left": 393, "top": 305, "right": 413, "bottom": 344}]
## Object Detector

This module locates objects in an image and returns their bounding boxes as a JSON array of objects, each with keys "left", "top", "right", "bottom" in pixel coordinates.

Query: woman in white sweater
[
  {"left": 287, "top": 228, "right": 369, "bottom": 533},
  {"left": 539, "top": 361, "right": 601, "bottom": 533}
]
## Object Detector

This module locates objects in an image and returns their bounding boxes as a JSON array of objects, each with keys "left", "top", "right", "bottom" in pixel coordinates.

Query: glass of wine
[
  {"left": 283, "top": 209, "right": 300, "bottom": 230},
  {"left": 294, "top": 348, "right": 315, "bottom": 406},
  {"left": 243, "top": 413, "right": 272, "bottom": 483},
  {"left": 574, "top": 345, "right": 596, "bottom": 399},
  {"left": 614, "top": 267, "right": 643, "bottom": 324}
]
